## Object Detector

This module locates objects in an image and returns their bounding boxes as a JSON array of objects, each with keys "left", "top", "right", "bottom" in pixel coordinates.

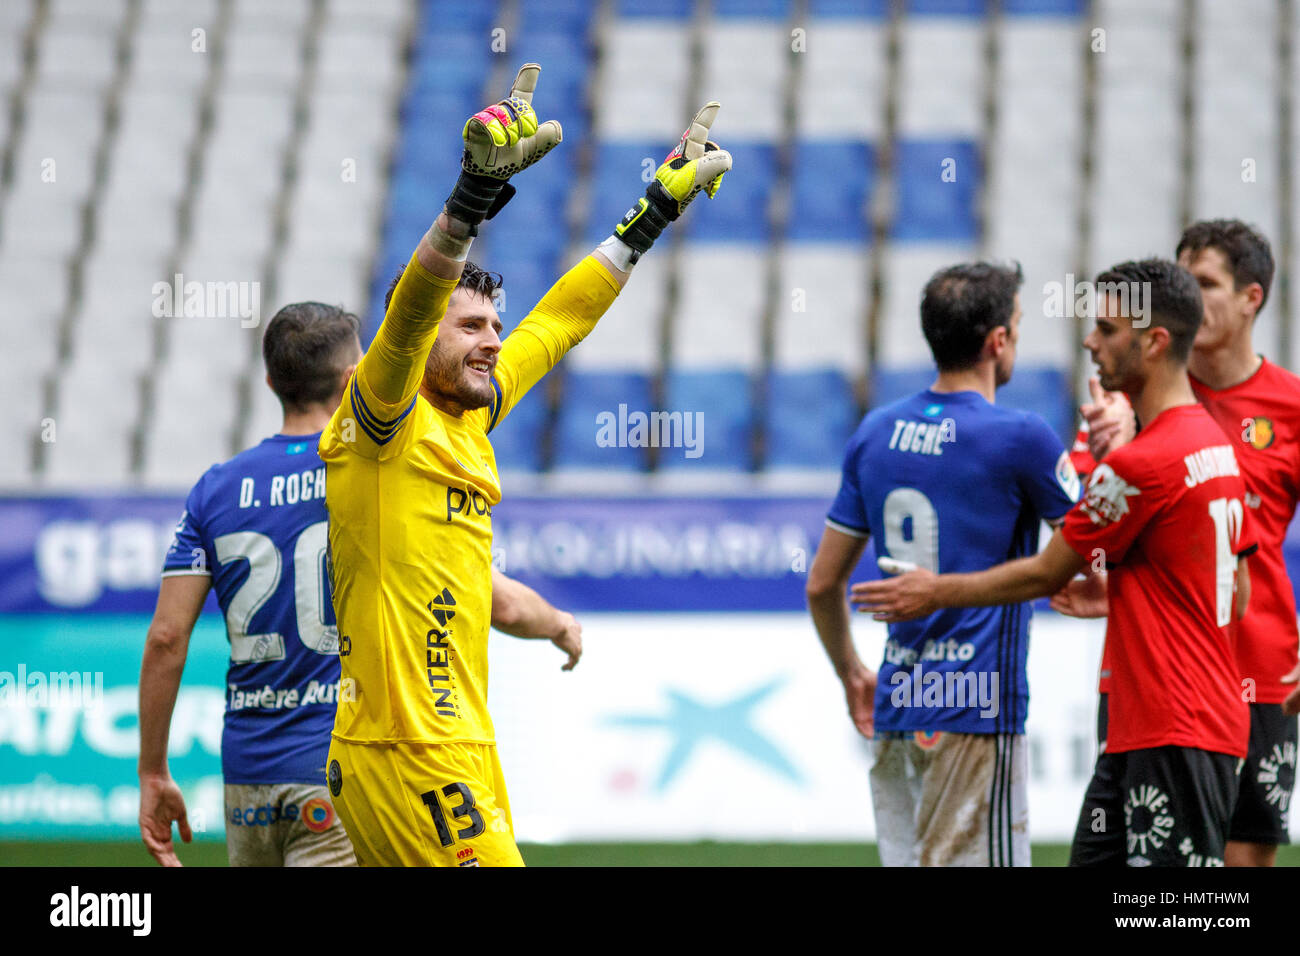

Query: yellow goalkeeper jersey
[{"left": 321, "top": 252, "right": 619, "bottom": 745}]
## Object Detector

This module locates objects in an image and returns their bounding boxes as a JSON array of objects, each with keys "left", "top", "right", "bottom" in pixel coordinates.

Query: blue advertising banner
[
  {"left": 5, "top": 493, "right": 1300, "bottom": 614},
  {"left": 0, "top": 494, "right": 882, "bottom": 614}
]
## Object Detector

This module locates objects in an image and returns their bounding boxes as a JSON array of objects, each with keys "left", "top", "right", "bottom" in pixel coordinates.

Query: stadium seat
[
  {"left": 765, "top": 369, "right": 857, "bottom": 469},
  {"left": 1002, "top": 0, "right": 1085, "bottom": 13},
  {"left": 487, "top": 387, "right": 546, "bottom": 473},
  {"left": 786, "top": 141, "right": 874, "bottom": 242},
  {"left": 699, "top": 18, "right": 788, "bottom": 140},
  {"left": 553, "top": 371, "right": 653, "bottom": 470},
  {"left": 997, "top": 366, "right": 1072, "bottom": 441},
  {"left": 596, "top": 19, "right": 692, "bottom": 141},
  {"left": 583, "top": 140, "right": 665, "bottom": 243},
  {"left": 713, "top": 0, "right": 792, "bottom": 17},
  {"left": 807, "top": 0, "right": 888, "bottom": 15},
  {"left": 897, "top": 15, "right": 984, "bottom": 138},
  {"left": 616, "top": 0, "right": 694, "bottom": 18},
  {"left": 685, "top": 142, "right": 777, "bottom": 243},
  {"left": 891, "top": 139, "right": 981, "bottom": 242},
  {"left": 660, "top": 370, "right": 753, "bottom": 471},
  {"left": 517, "top": 0, "right": 596, "bottom": 33}
]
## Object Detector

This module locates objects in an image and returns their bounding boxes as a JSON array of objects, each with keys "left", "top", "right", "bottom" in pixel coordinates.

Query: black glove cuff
[
  {"left": 613, "top": 184, "right": 675, "bottom": 255},
  {"left": 445, "top": 170, "right": 508, "bottom": 235}
]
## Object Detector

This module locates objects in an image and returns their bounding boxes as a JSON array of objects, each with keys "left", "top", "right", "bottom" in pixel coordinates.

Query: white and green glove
[
  {"left": 606, "top": 102, "right": 733, "bottom": 266},
  {"left": 443, "top": 63, "right": 563, "bottom": 235}
]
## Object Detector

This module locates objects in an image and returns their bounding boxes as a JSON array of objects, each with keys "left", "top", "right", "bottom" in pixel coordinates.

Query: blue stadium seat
[
  {"left": 996, "top": 366, "right": 1072, "bottom": 441},
  {"left": 617, "top": 0, "right": 694, "bottom": 17},
  {"left": 787, "top": 140, "right": 873, "bottom": 242},
  {"left": 871, "top": 365, "right": 1072, "bottom": 441},
  {"left": 422, "top": 0, "right": 498, "bottom": 36},
  {"left": 765, "top": 369, "right": 858, "bottom": 468},
  {"left": 808, "top": 0, "right": 888, "bottom": 16},
  {"left": 1002, "top": 0, "right": 1084, "bottom": 14},
  {"left": 712, "top": 0, "right": 791, "bottom": 17},
  {"left": 870, "top": 366, "right": 933, "bottom": 408},
  {"left": 891, "top": 139, "right": 980, "bottom": 242},
  {"left": 659, "top": 370, "right": 754, "bottom": 471},
  {"left": 554, "top": 371, "right": 654, "bottom": 470},
  {"left": 518, "top": 0, "right": 597, "bottom": 33},
  {"left": 685, "top": 142, "right": 776, "bottom": 243},
  {"left": 904, "top": 0, "right": 987, "bottom": 15},
  {"left": 493, "top": 254, "right": 560, "bottom": 334},
  {"left": 584, "top": 141, "right": 664, "bottom": 243},
  {"left": 488, "top": 384, "right": 546, "bottom": 471},
  {"left": 488, "top": 176, "right": 570, "bottom": 265},
  {"left": 506, "top": 33, "right": 591, "bottom": 88}
]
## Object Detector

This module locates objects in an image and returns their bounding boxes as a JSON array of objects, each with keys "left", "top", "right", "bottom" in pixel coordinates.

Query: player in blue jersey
[
  {"left": 138, "top": 298, "right": 583, "bottom": 867},
  {"left": 807, "top": 262, "right": 1080, "bottom": 866}
]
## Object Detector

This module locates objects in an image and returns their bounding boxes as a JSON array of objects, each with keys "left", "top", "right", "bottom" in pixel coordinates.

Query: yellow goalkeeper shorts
[{"left": 326, "top": 737, "right": 523, "bottom": 867}]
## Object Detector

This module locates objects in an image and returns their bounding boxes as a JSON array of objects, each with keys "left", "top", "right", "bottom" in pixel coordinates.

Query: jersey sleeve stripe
[
  {"left": 160, "top": 568, "right": 212, "bottom": 578},
  {"left": 1237, "top": 542, "right": 1259, "bottom": 559},
  {"left": 487, "top": 377, "right": 503, "bottom": 433},
  {"left": 351, "top": 378, "right": 417, "bottom": 445},
  {"left": 825, "top": 517, "right": 870, "bottom": 538}
]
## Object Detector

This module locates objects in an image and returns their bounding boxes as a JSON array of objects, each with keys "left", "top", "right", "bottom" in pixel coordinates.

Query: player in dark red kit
[
  {"left": 1068, "top": 221, "right": 1297, "bottom": 866},
  {"left": 856, "top": 259, "right": 1255, "bottom": 866}
]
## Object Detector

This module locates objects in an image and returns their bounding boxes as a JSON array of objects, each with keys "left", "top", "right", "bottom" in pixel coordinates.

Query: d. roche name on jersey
[{"left": 234, "top": 467, "right": 327, "bottom": 509}]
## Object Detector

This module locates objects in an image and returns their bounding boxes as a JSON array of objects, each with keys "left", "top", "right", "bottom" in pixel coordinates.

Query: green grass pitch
[{"left": 5, "top": 841, "right": 1298, "bottom": 866}]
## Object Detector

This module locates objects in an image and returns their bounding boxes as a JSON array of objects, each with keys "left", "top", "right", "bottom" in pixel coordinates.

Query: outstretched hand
[{"left": 461, "top": 63, "right": 563, "bottom": 180}]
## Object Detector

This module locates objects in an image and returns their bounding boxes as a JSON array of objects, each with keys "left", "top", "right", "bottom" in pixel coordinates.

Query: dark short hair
[
  {"left": 920, "top": 261, "right": 1024, "bottom": 371},
  {"left": 1094, "top": 258, "right": 1202, "bottom": 363},
  {"left": 262, "top": 302, "right": 361, "bottom": 411},
  {"left": 1176, "top": 218, "right": 1275, "bottom": 313},
  {"left": 384, "top": 260, "right": 504, "bottom": 313}
]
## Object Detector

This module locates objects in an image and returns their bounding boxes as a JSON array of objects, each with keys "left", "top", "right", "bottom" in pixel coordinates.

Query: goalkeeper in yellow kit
[{"left": 320, "top": 64, "right": 732, "bottom": 866}]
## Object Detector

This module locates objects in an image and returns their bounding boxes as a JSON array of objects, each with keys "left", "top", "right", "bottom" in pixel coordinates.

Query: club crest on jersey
[
  {"left": 456, "top": 847, "right": 480, "bottom": 867},
  {"left": 1243, "top": 415, "right": 1275, "bottom": 450},
  {"left": 1081, "top": 464, "right": 1140, "bottom": 526},
  {"left": 301, "top": 797, "right": 334, "bottom": 832}
]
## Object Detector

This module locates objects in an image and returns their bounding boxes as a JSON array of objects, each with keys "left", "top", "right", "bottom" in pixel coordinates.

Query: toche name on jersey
[{"left": 886, "top": 417, "right": 957, "bottom": 457}]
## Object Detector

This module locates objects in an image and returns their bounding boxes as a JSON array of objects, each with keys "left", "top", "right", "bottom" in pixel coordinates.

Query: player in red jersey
[
  {"left": 855, "top": 259, "right": 1255, "bottom": 866},
  {"left": 1065, "top": 221, "right": 1297, "bottom": 866}
]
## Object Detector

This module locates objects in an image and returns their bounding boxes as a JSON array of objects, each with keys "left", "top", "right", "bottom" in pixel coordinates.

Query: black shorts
[
  {"left": 1069, "top": 743, "right": 1241, "bottom": 867},
  {"left": 1227, "top": 702, "right": 1297, "bottom": 845}
]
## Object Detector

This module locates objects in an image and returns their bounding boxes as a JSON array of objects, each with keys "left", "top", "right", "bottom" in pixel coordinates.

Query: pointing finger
[
  {"left": 509, "top": 62, "right": 541, "bottom": 105},
  {"left": 683, "top": 101, "right": 721, "bottom": 160}
]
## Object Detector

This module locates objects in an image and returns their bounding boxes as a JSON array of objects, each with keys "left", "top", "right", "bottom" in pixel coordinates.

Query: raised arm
[
  {"left": 358, "top": 64, "right": 564, "bottom": 410},
  {"left": 490, "top": 102, "right": 733, "bottom": 426}
]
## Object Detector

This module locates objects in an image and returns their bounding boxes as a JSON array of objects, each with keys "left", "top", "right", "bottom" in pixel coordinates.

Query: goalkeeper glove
[
  {"left": 443, "top": 63, "right": 563, "bottom": 235},
  {"left": 608, "top": 102, "right": 733, "bottom": 265}
]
